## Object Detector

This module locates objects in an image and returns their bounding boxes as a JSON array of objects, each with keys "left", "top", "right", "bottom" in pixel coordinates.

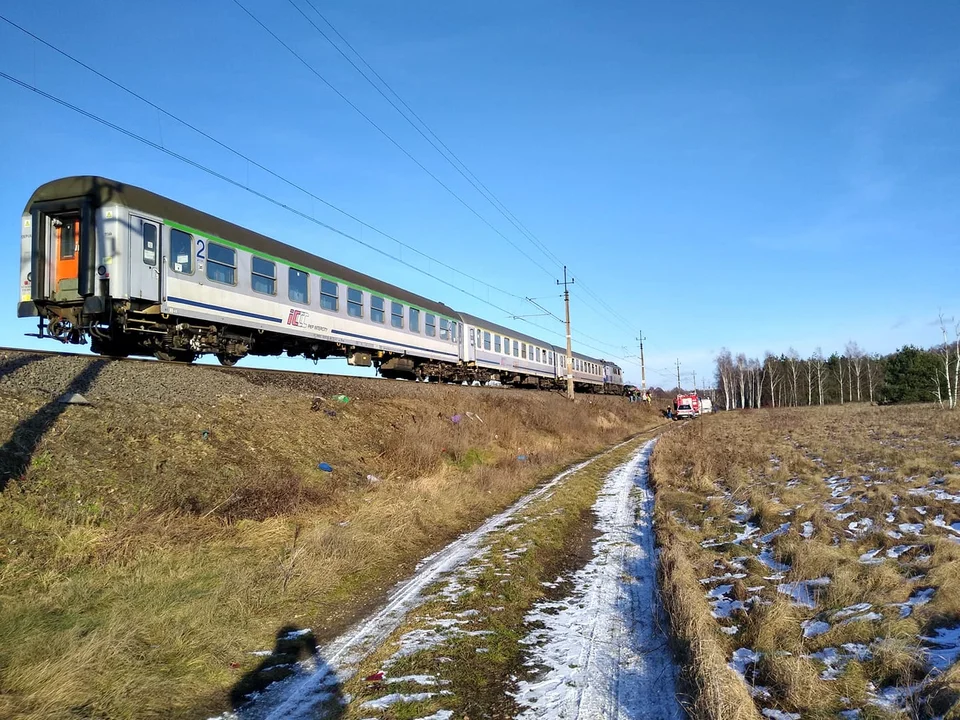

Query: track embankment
[{"left": 0, "top": 349, "right": 662, "bottom": 720}]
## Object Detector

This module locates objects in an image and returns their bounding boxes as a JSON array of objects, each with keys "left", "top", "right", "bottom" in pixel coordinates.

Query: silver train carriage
[{"left": 17, "top": 176, "right": 626, "bottom": 390}]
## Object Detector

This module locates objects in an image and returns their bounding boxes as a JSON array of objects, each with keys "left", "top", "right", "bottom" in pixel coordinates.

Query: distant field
[{"left": 652, "top": 404, "right": 960, "bottom": 720}]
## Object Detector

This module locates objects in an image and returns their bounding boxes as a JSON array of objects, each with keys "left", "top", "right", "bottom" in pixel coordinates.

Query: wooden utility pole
[
  {"left": 637, "top": 332, "right": 647, "bottom": 393},
  {"left": 557, "top": 266, "right": 575, "bottom": 400},
  {"left": 676, "top": 358, "right": 681, "bottom": 393}
]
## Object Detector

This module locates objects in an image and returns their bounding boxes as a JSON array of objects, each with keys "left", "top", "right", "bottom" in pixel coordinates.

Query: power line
[
  {"left": 0, "top": 15, "right": 632, "bottom": 363},
  {"left": 0, "top": 69, "right": 523, "bottom": 318},
  {"left": 287, "top": 1, "right": 638, "bottom": 337},
  {"left": 291, "top": 0, "right": 565, "bottom": 270},
  {"left": 0, "top": 68, "right": 626, "bottom": 361},
  {"left": 230, "top": 0, "right": 557, "bottom": 280},
  {"left": 0, "top": 13, "right": 525, "bottom": 308}
]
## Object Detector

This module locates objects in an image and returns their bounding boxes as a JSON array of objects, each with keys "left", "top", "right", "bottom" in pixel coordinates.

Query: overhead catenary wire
[
  {"left": 287, "top": 0, "right": 639, "bottom": 337},
  {"left": 0, "top": 70, "right": 628, "bottom": 362},
  {"left": 0, "top": 13, "right": 525, "bottom": 307},
  {"left": 0, "top": 70, "right": 521, "bottom": 318},
  {"left": 289, "top": 0, "right": 565, "bottom": 270},
  {"left": 230, "top": 0, "right": 557, "bottom": 281}
]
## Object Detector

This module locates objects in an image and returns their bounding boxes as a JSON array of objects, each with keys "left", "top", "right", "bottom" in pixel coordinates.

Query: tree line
[{"left": 713, "top": 314, "right": 960, "bottom": 410}]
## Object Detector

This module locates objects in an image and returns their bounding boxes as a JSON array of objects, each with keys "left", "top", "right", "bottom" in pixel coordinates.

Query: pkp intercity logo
[{"left": 287, "top": 309, "right": 309, "bottom": 327}]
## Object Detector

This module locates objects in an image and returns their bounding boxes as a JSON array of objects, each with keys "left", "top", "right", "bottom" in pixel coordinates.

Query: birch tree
[
  {"left": 847, "top": 342, "right": 864, "bottom": 402},
  {"left": 938, "top": 313, "right": 957, "bottom": 409},
  {"left": 786, "top": 348, "right": 801, "bottom": 406},
  {"left": 765, "top": 353, "right": 779, "bottom": 409},
  {"left": 834, "top": 354, "right": 845, "bottom": 405},
  {"left": 737, "top": 353, "right": 747, "bottom": 410},
  {"left": 813, "top": 348, "right": 825, "bottom": 405},
  {"left": 716, "top": 350, "right": 735, "bottom": 411}
]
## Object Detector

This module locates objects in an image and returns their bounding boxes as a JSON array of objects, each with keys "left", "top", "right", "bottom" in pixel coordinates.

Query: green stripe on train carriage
[{"left": 163, "top": 219, "right": 460, "bottom": 325}]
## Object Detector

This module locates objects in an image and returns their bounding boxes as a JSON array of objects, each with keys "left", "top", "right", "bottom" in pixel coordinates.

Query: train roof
[
  {"left": 24, "top": 176, "right": 457, "bottom": 318},
  {"left": 456, "top": 311, "right": 609, "bottom": 366}
]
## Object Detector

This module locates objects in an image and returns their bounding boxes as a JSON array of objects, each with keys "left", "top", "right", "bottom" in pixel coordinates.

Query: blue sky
[{"left": 1, "top": 1, "right": 958, "bottom": 389}]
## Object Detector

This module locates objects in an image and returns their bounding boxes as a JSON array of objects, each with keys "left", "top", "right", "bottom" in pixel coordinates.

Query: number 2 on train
[{"left": 196, "top": 238, "right": 205, "bottom": 260}]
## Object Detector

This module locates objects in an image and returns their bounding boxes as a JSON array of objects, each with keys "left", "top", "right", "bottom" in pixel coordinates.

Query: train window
[
  {"left": 347, "top": 287, "right": 363, "bottom": 318},
  {"left": 371, "top": 295, "right": 385, "bottom": 323},
  {"left": 251, "top": 256, "right": 276, "bottom": 295},
  {"left": 425, "top": 313, "right": 436, "bottom": 336},
  {"left": 320, "top": 279, "right": 339, "bottom": 312},
  {"left": 521, "top": 343, "right": 527, "bottom": 359},
  {"left": 535, "top": 347, "right": 541, "bottom": 362},
  {"left": 451, "top": 321, "right": 457, "bottom": 342},
  {"left": 391, "top": 301, "right": 404, "bottom": 329},
  {"left": 502, "top": 337, "right": 508, "bottom": 355},
  {"left": 548, "top": 351, "right": 553, "bottom": 364},
  {"left": 483, "top": 331, "right": 491, "bottom": 350},
  {"left": 439, "top": 318, "right": 450, "bottom": 340},
  {"left": 206, "top": 242, "right": 236, "bottom": 285},
  {"left": 494, "top": 335, "right": 501, "bottom": 353},
  {"left": 142, "top": 222, "right": 157, "bottom": 267},
  {"left": 409, "top": 307, "right": 420, "bottom": 332},
  {"left": 513, "top": 340, "right": 519, "bottom": 357},
  {"left": 58, "top": 221, "right": 77, "bottom": 259},
  {"left": 170, "top": 228, "right": 193, "bottom": 274},
  {"left": 289, "top": 268, "right": 309, "bottom": 304}
]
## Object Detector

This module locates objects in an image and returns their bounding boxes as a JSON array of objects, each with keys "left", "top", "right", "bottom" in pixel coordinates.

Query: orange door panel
[{"left": 55, "top": 219, "right": 79, "bottom": 290}]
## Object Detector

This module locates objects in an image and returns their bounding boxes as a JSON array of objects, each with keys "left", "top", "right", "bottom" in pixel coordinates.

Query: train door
[
  {"left": 129, "top": 215, "right": 162, "bottom": 302},
  {"left": 52, "top": 217, "right": 80, "bottom": 299}
]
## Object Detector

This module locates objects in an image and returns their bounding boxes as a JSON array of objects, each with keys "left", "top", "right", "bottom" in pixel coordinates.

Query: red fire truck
[{"left": 674, "top": 393, "right": 701, "bottom": 419}]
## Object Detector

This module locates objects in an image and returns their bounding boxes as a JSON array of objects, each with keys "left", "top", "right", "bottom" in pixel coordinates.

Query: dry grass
[
  {"left": 0, "top": 377, "right": 662, "bottom": 719},
  {"left": 652, "top": 404, "right": 960, "bottom": 720}
]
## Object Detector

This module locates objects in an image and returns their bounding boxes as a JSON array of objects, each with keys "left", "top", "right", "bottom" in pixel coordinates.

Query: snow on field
[
  {"left": 221, "top": 438, "right": 638, "bottom": 720},
  {"left": 512, "top": 440, "right": 684, "bottom": 720},
  {"left": 776, "top": 577, "right": 830, "bottom": 608}
]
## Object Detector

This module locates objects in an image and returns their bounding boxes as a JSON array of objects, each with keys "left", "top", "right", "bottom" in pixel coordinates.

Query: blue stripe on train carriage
[
  {"left": 167, "top": 296, "right": 283, "bottom": 323},
  {"left": 332, "top": 328, "right": 460, "bottom": 359}
]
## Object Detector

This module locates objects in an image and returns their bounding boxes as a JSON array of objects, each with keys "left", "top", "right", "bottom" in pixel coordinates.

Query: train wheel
[{"left": 216, "top": 353, "right": 241, "bottom": 367}]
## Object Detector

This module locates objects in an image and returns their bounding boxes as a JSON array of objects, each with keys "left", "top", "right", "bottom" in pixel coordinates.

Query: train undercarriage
[{"left": 29, "top": 299, "right": 617, "bottom": 393}]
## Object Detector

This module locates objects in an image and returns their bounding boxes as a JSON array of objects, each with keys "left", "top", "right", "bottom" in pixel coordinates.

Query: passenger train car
[{"left": 17, "top": 176, "right": 624, "bottom": 393}]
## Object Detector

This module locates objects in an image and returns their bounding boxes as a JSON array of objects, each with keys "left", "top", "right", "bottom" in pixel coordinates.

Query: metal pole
[
  {"left": 557, "top": 266, "right": 575, "bottom": 400},
  {"left": 676, "top": 358, "right": 681, "bottom": 393},
  {"left": 693, "top": 370, "right": 697, "bottom": 393},
  {"left": 638, "top": 332, "right": 646, "bottom": 393}
]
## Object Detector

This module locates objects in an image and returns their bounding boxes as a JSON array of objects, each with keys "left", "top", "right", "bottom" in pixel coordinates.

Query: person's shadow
[{"left": 230, "top": 625, "right": 343, "bottom": 717}]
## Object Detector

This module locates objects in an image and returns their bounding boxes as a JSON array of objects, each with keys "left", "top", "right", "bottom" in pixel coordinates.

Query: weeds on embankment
[
  {"left": 0, "top": 360, "right": 660, "bottom": 719},
  {"left": 651, "top": 404, "right": 960, "bottom": 720}
]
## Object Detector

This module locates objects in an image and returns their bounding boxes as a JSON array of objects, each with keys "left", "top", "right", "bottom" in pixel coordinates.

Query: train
[{"left": 17, "top": 176, "right": 625, "bottom": 394}]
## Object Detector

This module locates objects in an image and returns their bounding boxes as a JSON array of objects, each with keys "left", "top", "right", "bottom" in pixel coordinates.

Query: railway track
[{"left": 0, "top": 345, "right": 583, "bottom": 393}]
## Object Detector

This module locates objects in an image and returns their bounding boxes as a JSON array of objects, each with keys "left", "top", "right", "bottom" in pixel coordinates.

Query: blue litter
[
  {"left": 517, "top": 454, "right": 528, "bottom": 461},
  {"left": 317, "top": 462, "right": 333, "bottom": 472}
]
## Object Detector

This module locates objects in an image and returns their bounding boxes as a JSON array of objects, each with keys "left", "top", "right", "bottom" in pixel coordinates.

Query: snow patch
[
  {"left": 512, "top": 441, "right": 683, "bottom": 720},
  {"left": 777, "top": 578, "right": 831, "bottom": 608}
]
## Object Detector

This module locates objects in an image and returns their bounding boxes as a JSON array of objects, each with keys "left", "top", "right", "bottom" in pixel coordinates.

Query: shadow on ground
[
  {"left": 0, "top": 358, "right": 106, "bottom": 492},
  {"left": 230, "top": 625, "right": 343, "bottom": 718}
]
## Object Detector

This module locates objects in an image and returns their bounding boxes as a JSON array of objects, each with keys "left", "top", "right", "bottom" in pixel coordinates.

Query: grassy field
[
  {"left": 651, "top": 404, "right": 960, "bottom": 720},
  {"left": 0, "top": 355, "right": 661, "bottom": 719}
]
